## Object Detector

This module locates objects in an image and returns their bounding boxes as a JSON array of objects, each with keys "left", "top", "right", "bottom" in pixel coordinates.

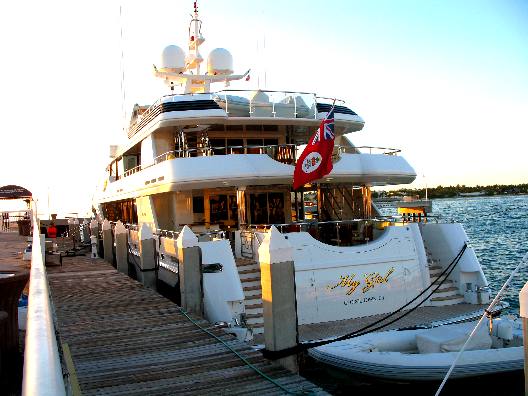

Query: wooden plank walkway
[{"left": 46, "top": 254, "right": 328, "bottom": 395}]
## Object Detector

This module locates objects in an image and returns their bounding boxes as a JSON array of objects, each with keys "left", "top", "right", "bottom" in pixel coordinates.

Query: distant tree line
[{"left": 372, "top": 184, "right": 528, "bottom": 199}]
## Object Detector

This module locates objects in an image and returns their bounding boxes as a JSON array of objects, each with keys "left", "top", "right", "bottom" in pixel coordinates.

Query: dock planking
[{"left": 46, "top": 254, "right": 328, "bottom": 395}]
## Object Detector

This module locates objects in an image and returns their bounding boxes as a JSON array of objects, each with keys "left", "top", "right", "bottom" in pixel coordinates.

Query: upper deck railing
[
  {"left": 127, "top": 89, "right": 352, "bottom": 138},
  {"left": 118, "top": 144, "right": 400, "bottom": 180}
]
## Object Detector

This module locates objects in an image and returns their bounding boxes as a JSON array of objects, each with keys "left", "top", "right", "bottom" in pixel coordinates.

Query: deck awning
[{"left": 0, "top": 185, "right": 32, "bottom": 200}]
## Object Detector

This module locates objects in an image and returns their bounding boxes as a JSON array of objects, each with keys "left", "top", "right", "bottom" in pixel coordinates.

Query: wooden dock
[
  {"left": 44, "top": 248, "right": 328, "bottom": 395},
  {"left": 1, "top": 229, "right": 500, "bottom": 395}
]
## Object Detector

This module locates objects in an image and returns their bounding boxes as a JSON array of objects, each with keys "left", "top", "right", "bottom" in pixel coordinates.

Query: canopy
[{"left": 0, "top": 185, "right": 32, "bottom": 200}]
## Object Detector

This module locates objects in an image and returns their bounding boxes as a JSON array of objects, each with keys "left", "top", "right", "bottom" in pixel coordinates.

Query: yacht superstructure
[{"left": 93, "top": 2, "right": 491, "bottom": 340}]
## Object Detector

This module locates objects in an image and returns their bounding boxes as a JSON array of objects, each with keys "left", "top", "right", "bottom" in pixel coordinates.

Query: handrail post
[
  {"left": 102, "top": 219, "right": 114, "bottom": 264},
  {"left": 258, "top": 226, "right": 298, "bottom": 373},
  {"left": 138, "top": 223, "right": 157, "bottom": 290},
  {"left": 177, "top": 226, "right": 203, "bottom": 315},
  {"left": 115, "top": 221, "right": 128, "bottom": 275}
]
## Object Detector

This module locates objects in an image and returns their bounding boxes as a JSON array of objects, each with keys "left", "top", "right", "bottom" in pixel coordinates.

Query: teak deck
[{"left": 45, "top": 254, "right": 327, "bottom": 395}]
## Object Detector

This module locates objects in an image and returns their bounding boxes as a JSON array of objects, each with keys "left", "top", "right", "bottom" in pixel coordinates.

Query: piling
[
  {"left": 89, "top": 219, "right": 100, "bottom": 257},
  {"left": 138, "top": 223, "right": 156, "bottom": 289},
  {"left": 102, "top": 219, "right": 113, "bottom": 264},
  {"left": 114, "top": 221, "right": 128, "bottom": 275},
  {"left": 176, "top": 226, "right": 203, "bottom": 315},
  {"left": 258, "top": 226, "right": 299, "bottom": 373},
  {"left": 89, "top": 219, "right": 98, "bottom": 238},
  {"left": 68, "top": 218, "right": 80, "bottom": 248},
  {"left": 81, "top": 219, "right": 90, "bottom": 245}
]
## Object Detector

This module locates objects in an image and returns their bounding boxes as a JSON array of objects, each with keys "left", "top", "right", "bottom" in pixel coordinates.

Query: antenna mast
[
  {"left": 152, "top": 1, "right": 250, "bottom": 94},
  {"left": 187, "top": 1, "right": 205, "bottom": 75}
]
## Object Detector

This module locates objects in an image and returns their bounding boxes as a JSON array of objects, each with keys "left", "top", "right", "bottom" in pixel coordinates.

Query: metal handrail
[
  {"left": 126, "top": 90, "right": 352, "bottom": 138},
  {"left": 110, "top": 143, "right": 402, "bottom": 183},
  {"left": 248, "top": 215, "right": 439, "bottom": 233},
  {"left": 22, "top": 201, "right": 66, "bottom": 396},
  {"left": 337, "top": 146, "right": 401, "bottom": 156}
]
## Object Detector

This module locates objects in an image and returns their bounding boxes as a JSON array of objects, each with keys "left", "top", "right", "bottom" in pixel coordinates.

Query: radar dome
[
  {"left": 207, "top": 48, "right": 233, "bottom": 76},
  {"left": 160, "top": 45, "right": 186, "bottom": 73}
]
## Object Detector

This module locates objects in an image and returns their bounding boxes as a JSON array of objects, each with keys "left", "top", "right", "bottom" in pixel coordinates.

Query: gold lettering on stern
[
  {"left": 327, "top": 267, "right": 395, "bottom": 296},
  {"left": 327, "top": 275, "right": 361, "bottom": 295},
  {"left": 362, "top": 267, "right": 395, "bottom": 293}
]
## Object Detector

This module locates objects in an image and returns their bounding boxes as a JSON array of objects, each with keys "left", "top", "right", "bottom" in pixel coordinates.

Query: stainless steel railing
[
  {"left": 22, "top": 202, "right": 66, "bottom": 396},
  {"left": 113, "top": 144, "right": 400, "bottom": 182},
  {"left": 126, "top": 90, "right": 350, "bottom": 138}
]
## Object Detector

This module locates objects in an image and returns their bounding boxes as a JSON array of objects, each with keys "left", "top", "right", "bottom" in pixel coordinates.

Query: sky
[{"left": 0, "top": 0, "right": 527, "bottom": 216}]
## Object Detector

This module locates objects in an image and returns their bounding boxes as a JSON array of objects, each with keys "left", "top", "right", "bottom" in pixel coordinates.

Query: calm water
[
  {"left": 303, "top": 195, "right": 528, "bottom": 395},
  {"left": 434, "top": 195, "right": 528, "bottom": 313}
]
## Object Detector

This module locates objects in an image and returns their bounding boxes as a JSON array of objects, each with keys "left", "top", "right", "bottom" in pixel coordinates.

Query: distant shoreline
[{"left": 373, "top": 184, "right": 528, "bottom": 200}]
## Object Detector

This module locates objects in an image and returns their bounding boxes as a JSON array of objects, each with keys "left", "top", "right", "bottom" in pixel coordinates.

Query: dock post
[
  {"left": 102, "top": 219, "right": 113, "bottom": 264},
  {"left": 138, "top": 223, "right": 157, "bottom": 290},
  {"left": 89, "top": 219, "right": 98, "bottom": 238},
  {"left": 176, "top": 226, "right": 202, "bottom": 315},
  {"left": 519, "top": 282, "right": 528, "bottom": 396},
  {"left": 82, "top": 219, "right": 90, "bottom": 244},
  {"left": 67, "top": 218, "right": 80, "bottom": 248},
  {"left": 89, "top": 219, "right": 99, "bottom": 258},
  {"left": 114, "top": 221, "right": 128, "bottom": 275},
  {"left": 258, "top": 226, "right": 298, "bottom": 373}
]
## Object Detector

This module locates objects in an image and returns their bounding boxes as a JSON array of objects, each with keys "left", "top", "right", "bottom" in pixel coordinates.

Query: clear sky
[{"left": 1, "top": 0, "right": 527, "bottom": 216}]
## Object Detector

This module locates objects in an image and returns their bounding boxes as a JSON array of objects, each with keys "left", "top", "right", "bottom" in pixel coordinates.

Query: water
[
  {"left": 433, "top": 195, "right": 528, "bottom": 313},
  {"left": 302, "top": 195, "right": 528, "bottom": 395}
]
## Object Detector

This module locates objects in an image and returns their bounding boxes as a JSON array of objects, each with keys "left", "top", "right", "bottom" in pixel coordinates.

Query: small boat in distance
[{"left": 458, "top": 191, "right": 487, "bottom": 197}]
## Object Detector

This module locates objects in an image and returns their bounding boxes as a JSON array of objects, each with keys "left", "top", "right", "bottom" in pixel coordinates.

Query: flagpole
[{"left": 292, "top": 98, "right": 339, "bottom": 191}]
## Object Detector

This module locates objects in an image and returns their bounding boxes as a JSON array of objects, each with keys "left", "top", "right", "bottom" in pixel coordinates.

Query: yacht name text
[{"left": 327, "top": 267, "right": 395, "bottom": 295}]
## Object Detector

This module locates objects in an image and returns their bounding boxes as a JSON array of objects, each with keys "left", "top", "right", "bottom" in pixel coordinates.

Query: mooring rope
[
  {"left": 177, "top": 307, "right": 315, "bottom": 395},
  {"left": 263, "top": 242, "right": 469, "bottom": 359}
]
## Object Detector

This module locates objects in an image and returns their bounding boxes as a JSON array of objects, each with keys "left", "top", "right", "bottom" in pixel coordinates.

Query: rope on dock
[{"left": 177, "top": 307, "right": 315, "bottom": 395}]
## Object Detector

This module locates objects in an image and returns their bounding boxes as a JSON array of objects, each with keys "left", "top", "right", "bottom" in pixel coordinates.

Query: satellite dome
[
  {"left": 207, "top": 48, "right": 233, "bottom": 76},
  {"left": 160, "top": 45, "right": 186, "bottom": 73}
]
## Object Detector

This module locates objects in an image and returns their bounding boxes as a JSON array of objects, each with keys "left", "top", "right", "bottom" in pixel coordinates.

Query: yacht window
[
  {"left": 250, "top": 193, "right": 268, "bottom": 224},
  {"left": 210, "top": 138, "right": 226, "bottom": 155},
  {"left": 193, "top": 196, "right": 204, "bottom": 213},
  {"left": 247, "top": 139, "right": 263, "bottom": 154},
  {"left": 268, "top": 192, "right": 285, "bottom": 224},
  {"left": 210, "top": 195, "right": 228, "bottom": 223},
  {"left": 249, "top": 192, "right": 285, "bottom": 225},
  {"left": 227, "top": 138, "right": 244, "bottom": 154}
]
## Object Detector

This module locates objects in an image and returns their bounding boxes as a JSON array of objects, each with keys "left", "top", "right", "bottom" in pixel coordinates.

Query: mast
[
  {"left": 153, "top": 1, "right": 250, "bottom": 94},
  {"left": 187, "top": 1, "right": 205, "bottom": 76}
]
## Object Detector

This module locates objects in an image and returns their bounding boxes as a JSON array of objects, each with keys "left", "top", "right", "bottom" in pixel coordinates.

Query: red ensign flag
[{"left": 293, "top": 107, "right": 336, "bottom": 190}]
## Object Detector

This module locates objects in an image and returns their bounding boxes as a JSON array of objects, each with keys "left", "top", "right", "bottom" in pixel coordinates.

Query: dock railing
[{"left": 22, "top": 202, "right": 66, "bottom": 396}]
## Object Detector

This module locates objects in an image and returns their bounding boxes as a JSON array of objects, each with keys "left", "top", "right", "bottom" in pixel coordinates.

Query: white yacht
[{"left": 93, "top": 3, "right": 494, "bottom": 344}]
